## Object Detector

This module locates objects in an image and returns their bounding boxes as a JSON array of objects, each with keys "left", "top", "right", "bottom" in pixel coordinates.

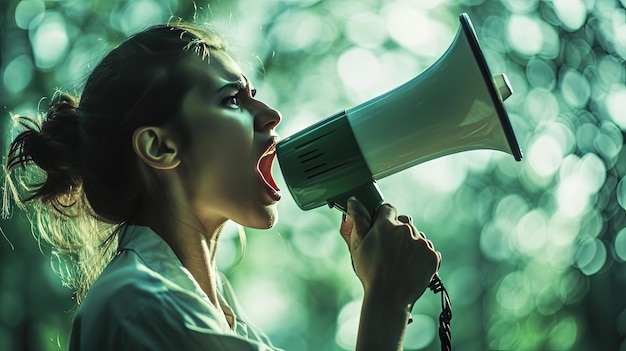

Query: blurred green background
[{"left": 1, "top": 0, "right": 626, "bottom": 350}]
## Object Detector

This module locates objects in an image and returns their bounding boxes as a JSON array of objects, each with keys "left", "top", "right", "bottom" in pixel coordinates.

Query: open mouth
[{"left": 256, "top": 141, "right": 280, "bottom": 195}]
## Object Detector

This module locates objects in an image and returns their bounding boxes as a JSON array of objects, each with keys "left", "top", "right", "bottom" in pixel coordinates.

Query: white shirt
[{"left": 69, "top": 225, "right": 282, "bottom": 351}]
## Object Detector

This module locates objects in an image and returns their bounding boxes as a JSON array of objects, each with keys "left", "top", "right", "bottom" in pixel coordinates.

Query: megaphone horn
[{"left": 276, "top": 13, "right": 523, "bottom": 214}]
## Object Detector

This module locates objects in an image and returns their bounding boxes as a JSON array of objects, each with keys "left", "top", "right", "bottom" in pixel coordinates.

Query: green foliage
[{"left": 1, "top": 0, "right": 625, "bottom": 350}]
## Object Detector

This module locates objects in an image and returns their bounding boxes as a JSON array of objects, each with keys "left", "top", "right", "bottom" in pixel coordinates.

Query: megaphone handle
[
  {"left": 327, "top": 181, "right": 384, "bottom": 216},
  {"left": 331, "top": 183, "right": 452, "bottom": 350}
]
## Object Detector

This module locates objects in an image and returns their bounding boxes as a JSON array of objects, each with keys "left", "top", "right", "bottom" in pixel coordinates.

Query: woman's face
[{"left": 174, "top": 52, "right": 282, "bottom": 229}]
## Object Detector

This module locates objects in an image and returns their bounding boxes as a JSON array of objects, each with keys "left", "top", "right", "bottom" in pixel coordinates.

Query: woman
[{"left": 4, "top": 22, "right": 440, "bottom": 350}]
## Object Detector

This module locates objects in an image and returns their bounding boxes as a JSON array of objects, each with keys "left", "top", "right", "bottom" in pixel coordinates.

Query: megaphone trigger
[{"left": 327, "top": 181, "right": 384, "bottom": 216}]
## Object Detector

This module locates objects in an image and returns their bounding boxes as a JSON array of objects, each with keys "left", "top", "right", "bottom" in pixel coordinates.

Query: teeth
[{"left": 262, "top": 143, "right": 276, "bottom": 157}]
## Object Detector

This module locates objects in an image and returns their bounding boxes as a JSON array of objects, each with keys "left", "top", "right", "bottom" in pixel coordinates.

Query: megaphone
[{"left": 276, "top": 13, "right": 523, "bottom": 214}]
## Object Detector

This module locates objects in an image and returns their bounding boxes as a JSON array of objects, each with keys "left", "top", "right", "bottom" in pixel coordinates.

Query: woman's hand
[{"left": 339, "top": 198, "right": 440, "bottom": 307}]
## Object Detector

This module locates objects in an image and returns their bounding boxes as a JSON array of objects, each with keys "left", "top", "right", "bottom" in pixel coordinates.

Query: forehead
[{"left": 180, "top": 51, "right": 245, "bottom": 90}]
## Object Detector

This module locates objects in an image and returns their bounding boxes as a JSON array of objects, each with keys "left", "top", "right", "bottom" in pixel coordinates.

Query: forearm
[{"left": 355, "top": 292, "right": 411, "bottom": 351}]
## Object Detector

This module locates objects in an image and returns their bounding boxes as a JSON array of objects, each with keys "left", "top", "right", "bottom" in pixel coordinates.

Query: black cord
[{"left": 428, "top": 274, "right": 452, "bottom": 351}]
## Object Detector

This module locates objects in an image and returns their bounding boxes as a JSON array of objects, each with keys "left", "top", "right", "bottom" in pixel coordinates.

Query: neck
[{"left": 135, "top": 198, "right": 227, "bottom": 309}]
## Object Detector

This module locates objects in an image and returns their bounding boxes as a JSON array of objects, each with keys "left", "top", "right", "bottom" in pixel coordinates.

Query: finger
[
  {"left": 372, "top": 203, "right": 397, "bottom": 224},
  {"left": 418, "top": 230, "right": 427, "bottom": 239},
  {"left": 340, "top": 213, "right": 353, "bottom": 234},
  {"left": 425, "top": 238, "right": 434, "bottom": 250},
  {"left": 402, "top": 223, "right": 419, "bottom": 240},
  {"left": 339, "top": 214, "right": 353, "bottom": 247},
  {"left": 347, "top": 197, "right": 373, "bottom": 242},
  {"left": 413, "top": 229, "right": 434, "bottom": 248},
  {"left": 398, "top": 219, "right": 422, "bottom": 240},
  {"left": 418, "top": 231, "right": 436, "bottom": 251},
  {"left": 436, "top": 251, "right": 442, "bottom": 270}
]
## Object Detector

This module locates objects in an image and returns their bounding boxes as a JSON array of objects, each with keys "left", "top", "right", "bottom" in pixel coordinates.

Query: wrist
[
  {"left": 356, "top": 292, "right": 411, "bottom": 351},
  {"left": 362, "top": 290, "right": 412, "bottom": 321},
  {"left": 363, "top": 281, "right": 414, "bottom": 309}
]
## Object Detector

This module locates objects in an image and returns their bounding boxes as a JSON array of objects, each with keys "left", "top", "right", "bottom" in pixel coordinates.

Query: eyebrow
[{"left": 216, "top": 75, "right": 251, "bottom": 93}]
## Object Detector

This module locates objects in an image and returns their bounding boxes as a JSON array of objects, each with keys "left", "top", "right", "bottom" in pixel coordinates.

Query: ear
[{"left": 132, "top": 126, "right": 181, "bottom": 170}]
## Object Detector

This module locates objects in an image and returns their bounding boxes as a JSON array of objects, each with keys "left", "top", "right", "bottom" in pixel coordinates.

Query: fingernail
[{"left": 398, "top": 215, "right": 411, "bottom": 224}]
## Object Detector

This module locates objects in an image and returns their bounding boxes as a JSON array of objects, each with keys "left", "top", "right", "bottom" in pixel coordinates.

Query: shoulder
[
  {"left": 69, "top": 250, "right": 183, "bottom": 349},
  {"left": 79, "top": 249, "right": 168, "bottom": 313},
  {"left": 73, "top": 250, "right": 180, "bottom": 329},
  {"left": 69, "top": 242, "right": 283, "bottom": 351}
]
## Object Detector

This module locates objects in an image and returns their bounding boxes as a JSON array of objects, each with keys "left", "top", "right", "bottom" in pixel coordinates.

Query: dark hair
[{"left": 3, "top": 21, "right": 227, "bottom": 300}]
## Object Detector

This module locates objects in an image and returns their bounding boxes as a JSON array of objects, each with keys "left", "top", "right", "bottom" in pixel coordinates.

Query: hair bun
[
  {"left": 7, "top": 92, "right": 83, "bottom": 209},
  {"left": 39, "top": 93, "right": 81, "bottom": 168}
]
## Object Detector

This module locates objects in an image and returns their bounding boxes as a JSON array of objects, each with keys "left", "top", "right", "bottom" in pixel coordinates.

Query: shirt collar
[
  {"left": 117, "top": 225, "right": 210, "bottom": 301},
  {"left": 116, "top": 225, "right": 241, "bottom": 332}
]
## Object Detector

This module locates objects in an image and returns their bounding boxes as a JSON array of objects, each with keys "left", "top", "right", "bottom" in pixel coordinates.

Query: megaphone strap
[{"left": 429, "top": 274, "right": 453, "bottom": 351}]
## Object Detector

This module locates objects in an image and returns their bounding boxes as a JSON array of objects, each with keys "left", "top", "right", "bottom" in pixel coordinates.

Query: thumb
[
  {"left": 339, "top": 214, "right": 353, "bottom": 248},
  {"left": 347, "top": 197, "right": 373, "bottom": 242}
]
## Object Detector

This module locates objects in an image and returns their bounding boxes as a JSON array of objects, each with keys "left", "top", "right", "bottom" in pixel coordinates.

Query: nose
[{"left": 253, "top": 101, "right": 282, "bottom": 132}]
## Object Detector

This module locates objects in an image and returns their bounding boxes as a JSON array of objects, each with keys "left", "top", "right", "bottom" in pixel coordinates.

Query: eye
[
  {"left": 251, "top": 88, "right": 257, "bottom": 98},
  {"left": 223, "top": 94, "right": 240, "bottom": 108}
]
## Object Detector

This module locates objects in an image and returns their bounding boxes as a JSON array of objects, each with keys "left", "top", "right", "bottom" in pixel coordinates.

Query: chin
[
  {"left": 246, "top": 205, "right": 279, "bottom": 229},
  {"left": 262, "top": 206, "right": 279, "bottom": 229}
]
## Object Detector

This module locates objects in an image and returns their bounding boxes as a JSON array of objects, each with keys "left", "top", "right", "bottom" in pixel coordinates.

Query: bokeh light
[
  {"left": 2, "top": 0, "right": 626, "bottom": 350},
  {"left": 2, "top": 54, "right": 34, "bottom": 94},
  {"left": 30, "top": 12, "right": 70, "bottom": 69},
  {"left": 14, "top": 0, "right": 44, "bottom": 29}
]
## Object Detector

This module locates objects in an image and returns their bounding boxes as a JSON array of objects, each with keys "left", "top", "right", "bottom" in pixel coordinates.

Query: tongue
[{"left": 257, "top": 154, "right": 279, "bottom": 192}]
